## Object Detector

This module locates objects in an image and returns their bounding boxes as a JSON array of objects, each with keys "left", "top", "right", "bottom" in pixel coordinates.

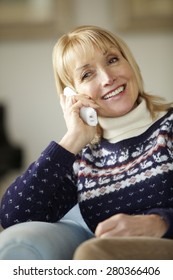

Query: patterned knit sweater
[{"left": 1, "top": 100, "right": 173, "bottom": 239}]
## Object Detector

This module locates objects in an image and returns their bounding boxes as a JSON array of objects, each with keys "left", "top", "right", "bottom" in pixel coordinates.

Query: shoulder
[
  {"left": 156, "top": 108, "right": 173, "bottom": 125},
  {"left": 153, "top": 108, "right": 173, "bottom": 138}
]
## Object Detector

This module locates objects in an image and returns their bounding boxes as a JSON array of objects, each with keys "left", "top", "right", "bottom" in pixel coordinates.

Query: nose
[{"left": 99, "top": 68, "right": 114, "bottom": 87}]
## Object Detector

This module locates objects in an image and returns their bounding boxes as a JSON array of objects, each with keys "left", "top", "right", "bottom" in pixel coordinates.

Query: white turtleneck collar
[{"left": 98, "top": 98, "right": 165, "bottom": 143}]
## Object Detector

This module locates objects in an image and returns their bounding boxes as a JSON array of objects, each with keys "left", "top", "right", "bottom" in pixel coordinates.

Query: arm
[
  {"left": 0, "top": 93, "right": 98, "bottom": 228},
  {"left": 0, "top": 141, "right": 77, "bottom": 228}
]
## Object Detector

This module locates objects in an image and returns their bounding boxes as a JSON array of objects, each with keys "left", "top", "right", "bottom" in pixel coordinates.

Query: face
[{"left": 72, "top": 46, "right": 139, "bottom": 118}]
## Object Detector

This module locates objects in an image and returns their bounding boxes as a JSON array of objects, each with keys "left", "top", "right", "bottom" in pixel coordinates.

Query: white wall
[
  {"left": 0, "top": 39, "right": 65, "bottom": 165},
  {"left": 0, "top": 0, "right": 173, "bottom": 167}
]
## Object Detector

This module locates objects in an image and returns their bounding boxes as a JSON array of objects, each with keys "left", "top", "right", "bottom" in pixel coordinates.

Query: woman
[{"left": 0, "top": 25, "right": 173, "bottom": 260}]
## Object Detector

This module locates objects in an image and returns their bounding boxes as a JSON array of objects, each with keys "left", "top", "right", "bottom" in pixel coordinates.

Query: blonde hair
[{"left": 53, "top": 25, "right": 172, "bottom": 120}]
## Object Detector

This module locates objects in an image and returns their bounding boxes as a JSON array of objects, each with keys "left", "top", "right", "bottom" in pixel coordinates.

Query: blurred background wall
[{"left": 0, "top": 0, "right": 173, "bottom": 171}]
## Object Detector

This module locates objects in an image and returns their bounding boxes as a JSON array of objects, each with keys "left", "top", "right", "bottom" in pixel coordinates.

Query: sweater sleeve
[
  {"left": 146, "top": 208, "right": 173, "bottom": 239},
  {"left": 0, "top": 141, "right": 78, "bottom": 229}
]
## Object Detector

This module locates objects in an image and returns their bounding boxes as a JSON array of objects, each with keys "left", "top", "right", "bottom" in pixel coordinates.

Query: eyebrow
[
  {"left": 75, "top": 64, "right": 90, "bottom": 72},
  {"left": 75, "top": 47, "right": 119, "bottom": 72}
]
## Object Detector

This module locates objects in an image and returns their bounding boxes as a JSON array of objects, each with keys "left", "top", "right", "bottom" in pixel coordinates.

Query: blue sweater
[{"left": 1, "top": 109, "right": 173, "bottom": 238}]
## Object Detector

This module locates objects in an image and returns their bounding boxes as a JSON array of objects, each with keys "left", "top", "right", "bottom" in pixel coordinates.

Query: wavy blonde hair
[{"left": 53, "top": 25, "right": 172, "bottom": 120}]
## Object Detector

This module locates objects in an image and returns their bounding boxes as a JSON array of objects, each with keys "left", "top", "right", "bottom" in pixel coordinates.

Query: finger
[
  {"left": 95, "top": 217, "right": 115, "bottom": 237},
  {"left": 95, "top": 213, "right": 128, "bottom": 237},
  {"left": 71, "top": 95, "right": 100, "bottom": 109},
  {"left": 99, "top": 228, "right": 118, "bottom": 238}
]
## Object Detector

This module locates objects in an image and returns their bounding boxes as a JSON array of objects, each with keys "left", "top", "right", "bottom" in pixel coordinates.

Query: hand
[
  {"left": 95, "top": 213, "right": 168, "bottom": 238},
  {"left": 59, "top": 94, "right": 99, "bottom": 154}
]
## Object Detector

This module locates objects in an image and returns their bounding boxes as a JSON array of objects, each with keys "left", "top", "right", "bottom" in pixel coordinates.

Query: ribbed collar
[{"left": 98, "top": 98, "right": 165, "bottom": 143}]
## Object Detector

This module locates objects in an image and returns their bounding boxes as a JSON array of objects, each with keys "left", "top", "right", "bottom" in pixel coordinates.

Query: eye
[
  {"left": 81, "top": 71, "right": 92, "bottom": 81},
  {"left": 108, "top": 56, "right": 119, "bottom": 64}
]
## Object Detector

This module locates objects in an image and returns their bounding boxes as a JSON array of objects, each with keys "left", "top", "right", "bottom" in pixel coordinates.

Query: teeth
[{"left": 103, "top": 86, "right": 124, "bottom": 100}]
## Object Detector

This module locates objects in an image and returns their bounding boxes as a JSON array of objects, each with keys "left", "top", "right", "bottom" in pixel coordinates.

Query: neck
[{"left": 98, "top": 98, "right": 163, "bottom": 143}]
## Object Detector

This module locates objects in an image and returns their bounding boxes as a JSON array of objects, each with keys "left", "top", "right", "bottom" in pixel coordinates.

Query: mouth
[{"left": 102, "top": 85, "right": 126, "bottom": 100}]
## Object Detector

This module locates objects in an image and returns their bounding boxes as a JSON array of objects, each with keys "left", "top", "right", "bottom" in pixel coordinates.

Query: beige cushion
[{"left": 74, "top": 236, "right": 173, "bottom": 260}]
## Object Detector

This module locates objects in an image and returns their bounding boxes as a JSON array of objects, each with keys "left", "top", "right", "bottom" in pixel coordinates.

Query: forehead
[
  {"left": 68, "top": 44, "right": 120, "bottom": 68},
  {"left": 77, "top": 47, "right": 120, "bottom": 67}
]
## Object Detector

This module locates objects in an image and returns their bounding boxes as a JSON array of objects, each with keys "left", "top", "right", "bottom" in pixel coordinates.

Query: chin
[{"left": 98, "top": 100, "right": 137, "bottom": 117}]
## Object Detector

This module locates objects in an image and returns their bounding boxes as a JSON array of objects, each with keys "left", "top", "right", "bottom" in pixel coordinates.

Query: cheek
[
  {"left": 125, "top": 66, "right": 138, "bottom": 90},
  {"left": 75, "top": 83, "right": 97, "bottom": 98},
  {"left": 123, "top": 64, "right": 134, "bottom": 80}
]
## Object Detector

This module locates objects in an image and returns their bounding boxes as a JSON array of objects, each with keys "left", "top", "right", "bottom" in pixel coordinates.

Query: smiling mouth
[{"left": 102, "top": 85, "right": 126, "bottom": 100}]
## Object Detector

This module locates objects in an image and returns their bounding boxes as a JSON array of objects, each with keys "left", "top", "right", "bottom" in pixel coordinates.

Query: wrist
[
  {"left": 149, "top": 214, "right": 168, "bottom": 238},
  {"left": 59, "top": 132, "right": 85, "bottom": 155}
]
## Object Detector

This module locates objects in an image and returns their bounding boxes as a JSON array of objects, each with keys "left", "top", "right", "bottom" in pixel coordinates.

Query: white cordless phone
[{"left": 63, "top": 87, "right": 98, "bottom": 126}]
